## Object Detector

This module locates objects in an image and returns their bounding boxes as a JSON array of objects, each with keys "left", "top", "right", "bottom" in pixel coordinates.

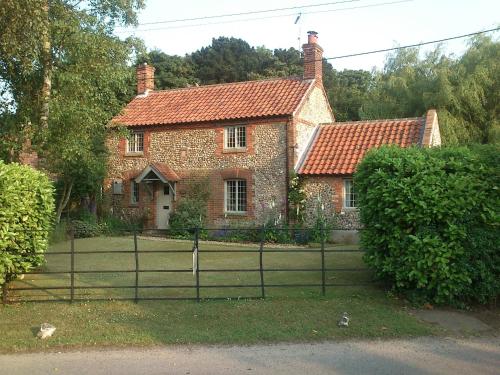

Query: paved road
[{"left": 2, "top": 337, "right": 499, "bottom": 375}]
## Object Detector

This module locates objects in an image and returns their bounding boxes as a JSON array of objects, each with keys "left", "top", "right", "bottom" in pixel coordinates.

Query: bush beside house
[
  {"left": 0, "top": 162, "right": 55, "bottom": 291},
  {"left": 355, "top": 145, "right": 499, "bottom": 305}
]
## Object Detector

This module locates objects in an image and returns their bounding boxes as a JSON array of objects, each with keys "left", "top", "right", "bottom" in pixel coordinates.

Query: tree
[
  {"left": 139, "top": 50, "right": 199, "bottom": 89},
  {"left": 0, "top": 0, "right": 145, "bottom": 222},
  {"left": 328, "top": 69, "right": 373, "bottom": 122},
  {"left": 360, "top": 36, "right": 500, "bottom": 145},
  {"left": 190, "top": 37, "right": 262, "bottom": 84}
]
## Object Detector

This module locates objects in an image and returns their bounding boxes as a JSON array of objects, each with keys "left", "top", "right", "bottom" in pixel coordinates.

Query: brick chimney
[
  {"left": 302, "top": 31, "right": 323, "bottom": 85},
  {"left": 136, "top": 63, "right": 155, "bottom": 95}
]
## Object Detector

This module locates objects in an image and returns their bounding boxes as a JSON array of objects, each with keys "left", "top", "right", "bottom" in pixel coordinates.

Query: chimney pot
[{"left": 307, "top": 31, "right": 318, "bottom": 44}]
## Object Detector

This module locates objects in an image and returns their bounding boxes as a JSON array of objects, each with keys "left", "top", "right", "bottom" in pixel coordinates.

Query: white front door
[{"left": 156, "top": 183, "right": 172, "bottom": 229}]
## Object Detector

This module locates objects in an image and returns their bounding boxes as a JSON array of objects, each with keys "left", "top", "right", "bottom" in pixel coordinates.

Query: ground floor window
[
  {"left": 130, "top": 181, "right": 139, "bottom": 204},
  {"left": 225, "top": 179, "right": 247, "bottom": 213},
  {"left": 343, "top": 179, "right": 357, "bottom": 208}
]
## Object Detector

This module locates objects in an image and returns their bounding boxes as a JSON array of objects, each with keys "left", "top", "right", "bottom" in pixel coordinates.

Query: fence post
[
  {"left": 320, "top": 224, "right": 326, "bottom": 296},
  {"left": 70, "top": 229, "right": 75, "bottom": 303},
  {"left": 133, "top": 229, "right": 139, "bottom": 303},
  {"left": 194, "top": 227, "right": 200, "bottom": 302},
  {"left": 259, "top": 225, "right": 266, "bottom": 299}
]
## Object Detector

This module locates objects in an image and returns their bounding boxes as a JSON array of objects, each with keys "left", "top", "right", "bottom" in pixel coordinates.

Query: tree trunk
[
  {"left": 55, "top": 180, "right": 73, "bottom": 224},
  {"left": 39, "top": 0, "right": 52, "bottom": 142}
]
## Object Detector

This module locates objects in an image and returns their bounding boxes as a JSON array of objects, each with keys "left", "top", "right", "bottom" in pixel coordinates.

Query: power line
[
  {"left": 117, "top": 0, "right": 413, "bottom": 33},
  {"left": 324, "top": 27, "right": 500, "bottom": 61},
  {"left": 120, "top": 0, "right": 361, "bottom": 27}
]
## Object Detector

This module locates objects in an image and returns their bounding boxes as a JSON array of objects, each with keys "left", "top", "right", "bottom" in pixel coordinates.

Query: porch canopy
[{"left": 134, "top": 163, "right": 179, "bottom": 195}]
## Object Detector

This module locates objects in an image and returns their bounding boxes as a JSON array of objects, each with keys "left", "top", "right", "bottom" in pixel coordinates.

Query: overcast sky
[{"left": 115, "top": 0, "right": 500, "bottom": 71}]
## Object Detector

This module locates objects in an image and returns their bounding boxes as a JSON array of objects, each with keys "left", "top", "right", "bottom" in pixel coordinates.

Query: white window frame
[
  {"left": 224, "top": 179, "right": 247, "bottom": 213},
  {"left": 127, "top": 131, "right": 144, "bottom": 153},
  {"left": 130, "top": 181, "right": 139, "bottom": 204},
  {"left": 343, "top": 179, "right": 357, "bottom": 209},
  {"left": 224, "top": 125, "right": 246, "bottom": 150}
]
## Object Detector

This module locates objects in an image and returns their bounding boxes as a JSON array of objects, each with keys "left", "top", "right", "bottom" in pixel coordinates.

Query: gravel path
[{"left": 2, "top": 337, "right": 500, "bottom": 375}]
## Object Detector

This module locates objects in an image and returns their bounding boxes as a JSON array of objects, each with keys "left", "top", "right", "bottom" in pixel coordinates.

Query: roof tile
[
  {"left": 299, "top": 118, "right": 423, "bottom": 175},
  {"left": 112, "top": 77, "right": 313, "bottom": 126}
]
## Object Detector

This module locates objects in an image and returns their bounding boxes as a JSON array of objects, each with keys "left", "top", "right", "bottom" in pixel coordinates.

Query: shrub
[
  {"left": 355, "top": 145, "right": 499, "bottom": 305},
  {"left": 99, "top": 214, "right": 132, "bottom": 235},
  {"left": 0, "top": 161, "right": 55, "bottom": 288},
  {"left": 169, "top": 178, "right": 210, "bottom": 237},
  {"left": 70, "top": 219, "right": 102, "bottom": 238}
]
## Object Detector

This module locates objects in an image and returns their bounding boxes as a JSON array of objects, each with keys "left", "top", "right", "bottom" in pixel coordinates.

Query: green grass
[
  {"left": 0, "top": 236, "right": 438, "bottom": 352},
  {"left": 8, "top": 236, "right": 370, "bottom": 301}
]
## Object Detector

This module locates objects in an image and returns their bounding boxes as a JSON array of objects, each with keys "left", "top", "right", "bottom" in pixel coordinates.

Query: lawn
[
  {"left": 7, "top": 236, "right": 369, "bottom": 301},
  {"left": 0, "top": 236, "right": 438, "bottom": 352}
]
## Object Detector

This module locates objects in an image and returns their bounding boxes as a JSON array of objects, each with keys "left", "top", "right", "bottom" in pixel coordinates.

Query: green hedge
[
  {"left": 0, "top": 161, "right": 55, "bottom": 287},
  {"left": 355, "top": 145, "right": 499, "bottom": 305}
]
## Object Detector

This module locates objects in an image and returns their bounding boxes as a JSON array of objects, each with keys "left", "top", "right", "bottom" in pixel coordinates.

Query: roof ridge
[
  {"left": 148, "top": 76, "right": 311, "bottom": 94},
  {"left": 324, "top": 117, "right": 421, "bottom": 126}
]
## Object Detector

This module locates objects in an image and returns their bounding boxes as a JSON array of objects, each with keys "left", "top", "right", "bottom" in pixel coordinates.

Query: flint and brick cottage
[{"left": 106, "top": 31, "right": 441, "bottom": 229}]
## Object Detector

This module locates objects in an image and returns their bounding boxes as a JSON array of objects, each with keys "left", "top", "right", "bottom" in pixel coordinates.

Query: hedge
[
  {"left": 355, "top": 145, "right": 499, "bottom": 305},
  {"left": 0, "top": 161, "right": 55, "bottom": 288}
]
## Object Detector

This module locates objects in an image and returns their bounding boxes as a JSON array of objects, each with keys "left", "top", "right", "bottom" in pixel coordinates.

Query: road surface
[{"left": 2, "top": 337, "right": 499, "bottom": 375}]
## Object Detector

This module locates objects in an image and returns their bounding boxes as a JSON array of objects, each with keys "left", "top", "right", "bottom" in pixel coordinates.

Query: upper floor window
[
  {"left": 225, "top": 179, "right": 247, "bottom": 213},
  {"left": 343, "top": 179, "right": 357, "bottom": 209},
  {"left": 127, "top": 131, "right": 144, "bottom": 153},
  {"left": 224, "top": 126, "right": 246, "bottom": 149}
]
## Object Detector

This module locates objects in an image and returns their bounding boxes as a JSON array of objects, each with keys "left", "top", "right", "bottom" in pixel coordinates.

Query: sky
[{"left": 117, "top": 0, "right": 499, "bottom": 71}]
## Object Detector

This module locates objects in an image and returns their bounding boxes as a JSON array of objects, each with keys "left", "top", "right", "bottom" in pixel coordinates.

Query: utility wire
[
  {"left": 323, "top": 26, "right": 500, "bottom": 61},
  {"left": 117, "top": 0, "right": 413, "bottom": 33},
  {"left": 120, "top": 0, "right": 361, "bottom": 27}
]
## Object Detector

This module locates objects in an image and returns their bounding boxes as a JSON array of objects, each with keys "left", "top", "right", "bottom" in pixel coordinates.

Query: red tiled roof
[
  {"left": 112, "top": 78, "right": 314, "bottom": 126},
  {"left": 152, "top": 163, "right": 179, "bottom": 182},
  {"left": 299, "top": 118, "right": 424, "bottom": 175}
]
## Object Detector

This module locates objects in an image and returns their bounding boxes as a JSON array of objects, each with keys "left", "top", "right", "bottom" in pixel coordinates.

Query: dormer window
[
  {"left": 127, "top": 131, "right": 144, "bottom": 153},
  {"left": 224, "top": 126, "right": 246, "bottom": 150}
]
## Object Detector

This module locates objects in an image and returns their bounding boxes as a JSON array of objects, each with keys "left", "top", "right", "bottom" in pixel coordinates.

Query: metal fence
[{"left": 3, "top": 227, "right": 369, "bottom": 303}]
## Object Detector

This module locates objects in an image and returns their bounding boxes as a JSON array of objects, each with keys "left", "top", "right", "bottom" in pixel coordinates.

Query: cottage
[{"left": 106, "top": 31, "right": 440, "bottom": 229}]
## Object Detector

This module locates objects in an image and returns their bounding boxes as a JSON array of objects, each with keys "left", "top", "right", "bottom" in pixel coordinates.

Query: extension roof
[
  {"left": 112, "top": 77, "right": 315, "bottom": 127},
  {"left": 298, "top": 117, "right": 426, "bottom": 175}
]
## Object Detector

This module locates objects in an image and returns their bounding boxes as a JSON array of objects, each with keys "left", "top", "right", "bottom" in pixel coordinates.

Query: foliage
[
  {"left": 99, "top": 215, "right": 133, "bottom": 235},
  {"left": 49, "top": 221, "right": 68, "bottom": 244},
  {"left": 169, "top": 178, "right": 210, "bottom": 237},
  {"left": 329, "top": 69, "right": 374, "bottom": 122},
  {"left": 0, "top": 0, "right": 145, "bottom": 222},
  {"left": 288, "top": 172, "right": 307, "bottom": 223},
  {"left": 71, "top": 220, "right": 103, "bottom": 238},
  {"left": 355, "top": 145, "right": 500, "bottom": 305},
  {"left": 0, "top": 161, "right": 55, "bottom": 287},
  {"left": 138, "top": 50, "right": 199, "bottom": 89},
  {"left": 360, "top": 36, "right": 499, "bottom": 145}
]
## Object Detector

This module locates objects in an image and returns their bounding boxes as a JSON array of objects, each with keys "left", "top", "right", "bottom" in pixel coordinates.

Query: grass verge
[
  {"left": 0, "top": 236, "right": 439, "bottom": 352},
  {"left": 0, "top": 290, "right": 437, "bottom": 352}
]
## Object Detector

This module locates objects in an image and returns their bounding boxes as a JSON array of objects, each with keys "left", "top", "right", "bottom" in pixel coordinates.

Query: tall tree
[
  {"left": 0, "top": 0, "right": 145, "bottom": 221},
  {"left": 139, "top": 50, "right": 199, "bottom": 89},
  {"left": 360, "top": 36, "right": 499, "bottom": 145}
]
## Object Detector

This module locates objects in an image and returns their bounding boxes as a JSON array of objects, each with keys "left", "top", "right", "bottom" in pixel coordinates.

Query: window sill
[
  {"left": 125, "top": 152, "right": 144, "bottom": 157},
  {"left": 224, "top": 211, "right": 248, "bottom": 216},
  {"left": 341, "top": 207, "right": 358, "bottom": 213},
  {"left": 222, "top": 148, "right": 247, "bottom": 154}
]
